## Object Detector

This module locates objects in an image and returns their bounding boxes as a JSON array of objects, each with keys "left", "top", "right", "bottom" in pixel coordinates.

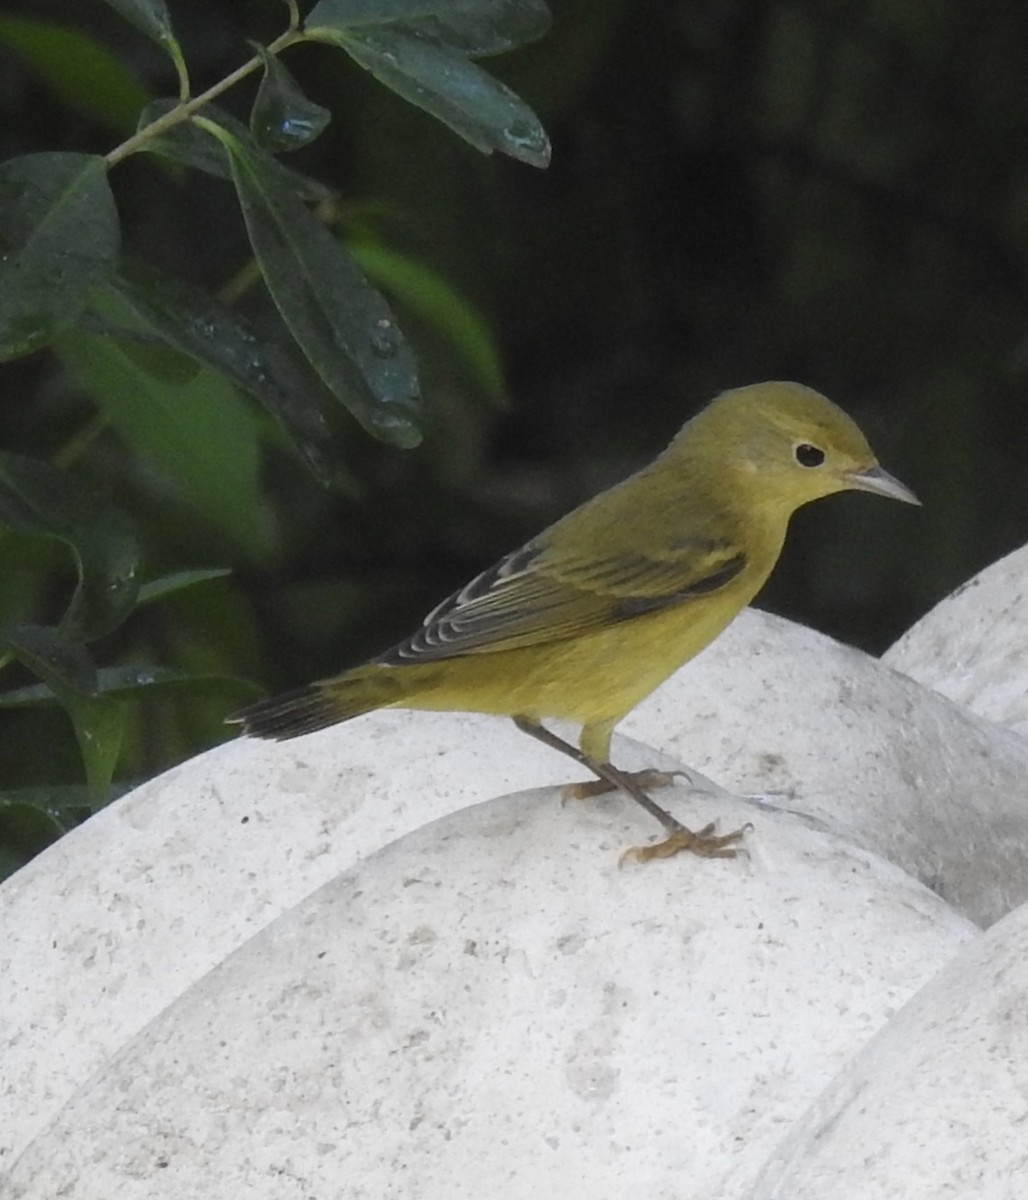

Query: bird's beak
[{"left": 847, "top": 464, "right": 921, "bottom": 506}]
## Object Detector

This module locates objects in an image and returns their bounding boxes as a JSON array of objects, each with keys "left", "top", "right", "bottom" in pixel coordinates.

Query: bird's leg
[
  {"left": 512, "top": 716, "right": 680, "bottom": 831},
  {"left": 512, "top": 716, "right": 748, "bottom": 863},
  {"left": 565, "top": 768, "right": 686, "bottom": 801}
]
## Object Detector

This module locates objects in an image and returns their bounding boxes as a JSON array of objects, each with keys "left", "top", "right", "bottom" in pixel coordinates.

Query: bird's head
[{"left": 684, "top": 381, "right": 920, "bottom": 514}]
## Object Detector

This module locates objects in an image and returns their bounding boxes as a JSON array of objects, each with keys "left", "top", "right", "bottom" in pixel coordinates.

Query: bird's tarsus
[{"left": 562, "top": 767, "right": 686, "bottom": 802}]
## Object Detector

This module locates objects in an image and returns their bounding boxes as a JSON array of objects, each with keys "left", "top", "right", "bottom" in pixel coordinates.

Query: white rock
[
  {"left": 2, "top": 789, "right": 974, "bottom": 1200},
  {"left": 883, "top": 543, "right": 1028, "bottom": 735},
  {"left": 4, "top": 593, "right": 1027, "bottom": 1171},
  {"left": 750, "top": 896, "right": 1028, "bottom": 1200},
  {"left": 0, "top": 714, "right": 602, "bottom": 1167},
  {"left": 622, "top": 607, "right": 1028, "bottom": 927}
]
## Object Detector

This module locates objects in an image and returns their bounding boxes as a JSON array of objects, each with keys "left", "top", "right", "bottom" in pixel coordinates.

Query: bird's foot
[
  {"left": 619, "top": 821, "right": 752, "bottom": 866},
  {"left": 562, "top": 768, "right": 686, "bottom": 804}
]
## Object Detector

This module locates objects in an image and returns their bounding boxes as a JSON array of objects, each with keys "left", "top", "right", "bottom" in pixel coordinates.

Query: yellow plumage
[{"left": 233, "top": 381, "right": 918, "bottom": 860}]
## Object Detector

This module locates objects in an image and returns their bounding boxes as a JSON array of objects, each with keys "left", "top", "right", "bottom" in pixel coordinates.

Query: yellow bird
[{"left": 232, "top": 381, "right": 919, "bottom": 861}]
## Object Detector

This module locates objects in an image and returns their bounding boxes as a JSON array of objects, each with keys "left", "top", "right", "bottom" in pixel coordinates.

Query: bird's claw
[{"left": 618, "top": 821, "right": 753, "bottom": 867}]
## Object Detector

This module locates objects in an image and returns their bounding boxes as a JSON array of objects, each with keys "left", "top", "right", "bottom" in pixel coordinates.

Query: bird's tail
[{"left": 229, "top": 665, "right": 404, "bottom": 741}]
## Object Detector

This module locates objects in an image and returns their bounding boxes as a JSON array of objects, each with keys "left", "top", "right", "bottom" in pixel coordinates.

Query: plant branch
[{"left": 105, "top": 27, "right": 305, "bottom": 169}]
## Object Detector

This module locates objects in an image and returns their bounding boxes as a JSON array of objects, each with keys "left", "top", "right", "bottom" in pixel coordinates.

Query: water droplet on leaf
[{"left": 370, "top": 317, "right": 399, "bottom": 358}]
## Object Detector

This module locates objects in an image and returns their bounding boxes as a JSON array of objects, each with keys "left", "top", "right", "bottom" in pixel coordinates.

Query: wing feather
[{"left": 376, "top": 533, "right": 746, "bottom": 665}]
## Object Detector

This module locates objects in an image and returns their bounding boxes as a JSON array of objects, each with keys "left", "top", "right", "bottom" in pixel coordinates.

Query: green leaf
[
  {"left": 414, "top": 0, "right": 551, "bottom": 57},
  {"left": 0, "top": 784, "right": 126, "bottom": 820},
  {"left": 0, "top": 664, "right": 261, "bottom": 705},
  {"left": 250, "top": 43, "right": 331, "bottom": 152},
  {"left": 0, "top": 785, "right": 131, "bottom": 880},
  {"left": 136, "top": 568, "right": 232, "bottom": 607},
  {"left": 85, "top": 324, "right": 203, "bottom": 384},
  {"left": 136, "top": 99, "right": 231, "bottom": 178},
  {"left": 109, "top": 263, "right": 345, "bottom": 487},
  {"left": 0, "top": 15, "right": 151, "bottom": 133},
  {"left": 137, "top": 100, "right": 332, "bottom": 200},
  {"left": 0, "top": 799, "right": 66, "bottom": 881},
  {"left": 310, "top": 27, "right": 550, "bottom": 166},
  {"left": 0, "top": 785, "right": 126, "bottom": 880},
  {"left": 101, "top": 0, "right": 174, "bottom": 45},
  {"left": 0, "top": 153, "right": 120, "bottom": 360},
  {"left": 0, "top": 624, "right": 122, "bottom": 795},
  {"left": 100, "top": 0, "right": 187, "bottom": 84},
  {"left": 197, "top": 118, "right": 423, "bottom": 447},
  {"left": 54, "top": 320, "right": 269, "bottom": 557},
  {"left": 305, "top": 0, "right": 552, "bottom": 55},
  {"left": 66, "top": 695, "right": 126, "bottom": 795},
  {"left": 0, "top": 452, "right": 139, "bottom": 639},
  {"left": 0, "top": 624, "right": 98, "bottom": 696},
  {"left": 349, "top": 238, "right": 505, "bottom": 403}
]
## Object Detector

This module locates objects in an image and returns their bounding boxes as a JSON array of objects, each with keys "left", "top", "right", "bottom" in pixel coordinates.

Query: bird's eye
[{"left": 794, "top": 443, "right": 825, "bottom": 468}]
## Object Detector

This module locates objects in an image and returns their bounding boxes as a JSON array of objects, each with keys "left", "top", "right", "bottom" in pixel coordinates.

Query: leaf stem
[
  {"left": 105, "top": 28, "right": 305, "bottom": 169},
  {"left": 165, "top": 36, "right": 192, "bottom": 103}
]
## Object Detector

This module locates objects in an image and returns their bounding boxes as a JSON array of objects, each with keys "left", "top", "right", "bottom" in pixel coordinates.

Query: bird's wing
[{"left": 376, "top": 534, "right": 746, "bottom": 665}]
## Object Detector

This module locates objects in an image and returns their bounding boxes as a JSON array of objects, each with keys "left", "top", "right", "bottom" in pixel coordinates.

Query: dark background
[{"left": 2, "top": 0, "right": 1027, "bottom": 782}]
